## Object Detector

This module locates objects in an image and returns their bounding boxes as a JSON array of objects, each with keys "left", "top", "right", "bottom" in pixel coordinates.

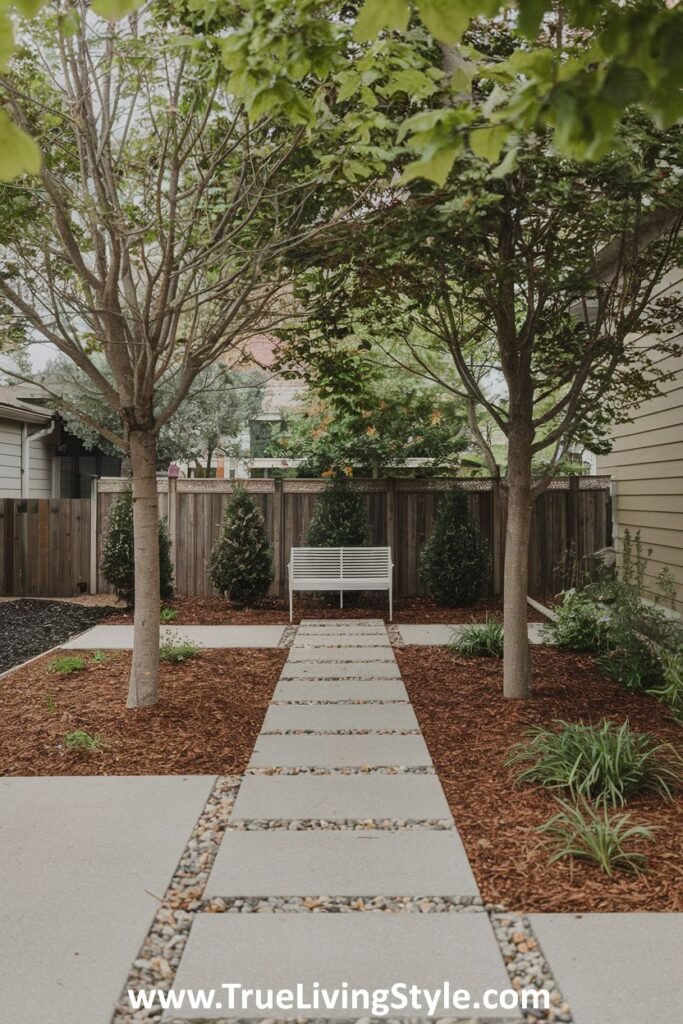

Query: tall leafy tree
[
  {"left": 284, "top": 113, "right": 683, "bottom": 697},
  {"left": 0, "top": 2, "right": 358, "bottom": 706}
]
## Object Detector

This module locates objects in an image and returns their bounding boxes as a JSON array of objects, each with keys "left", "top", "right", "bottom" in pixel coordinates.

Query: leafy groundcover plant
[
  {"left": 448, "top": 617, "right": 503, "bottom": 657},
  {"left": 506, "top": 720, "right": 681, "bottom": 806}
]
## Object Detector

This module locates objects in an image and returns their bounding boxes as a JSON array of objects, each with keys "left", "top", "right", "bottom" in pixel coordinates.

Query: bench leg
[
  {"left": 289, "top": 583, "right": 293, "bottom": 624},
  {"left": 389, "top": 586, "right": 393, "bottom": 622},
  {"left": 340, "top": 589, "right": 343, "bottom": 609}
]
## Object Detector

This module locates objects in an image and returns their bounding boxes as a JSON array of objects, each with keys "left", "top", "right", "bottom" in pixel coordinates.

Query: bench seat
[{"left": 288, "top": 547, "right": 393, "bottom": 621}]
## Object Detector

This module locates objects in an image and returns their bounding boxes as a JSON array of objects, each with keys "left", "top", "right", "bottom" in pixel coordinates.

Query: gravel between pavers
[
  {"left": 0, "top": 598, "right": 119, "bottom": 673},
  {"left": 245, "top": 766, "right": 436, "bottom": 776}
]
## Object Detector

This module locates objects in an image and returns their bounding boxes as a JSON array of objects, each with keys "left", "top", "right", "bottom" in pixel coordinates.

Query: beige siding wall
[
  {"left": 0, "top": 418, "right": 55, "bottom": 499},
  {"left": 598, "top": 353, "right": 683, "bottom": 613},
  {"left": 0, "top": 417, "right": 22, "bottom": 498}
]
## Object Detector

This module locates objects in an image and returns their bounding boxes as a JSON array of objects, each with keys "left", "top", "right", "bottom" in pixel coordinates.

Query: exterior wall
[
  {"left": 0, "top": 417, "right": 22, "bottom": 498},
  {"left": 0, "top": 417, "right": 55, "bottom": 499},
  {"left": 598, "top": 352, "right": 683, "bottom": 613}
]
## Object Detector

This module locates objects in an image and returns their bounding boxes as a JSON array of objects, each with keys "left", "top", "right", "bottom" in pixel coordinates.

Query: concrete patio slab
[
  {"left": 61, "top": 624, "right": 286, "bottom": 649},
  {"left": 205, "top": 828, "right": 479, "bottom": 897},
  {"left": 397, "top": 623, "right": 549, "bottom": 645},
  {"left": 262, "top": 702, "right": 419, "bottom": 732},
  {"left": 231, "top": 773, "right": 452, "bottom": 821},
  {"left": 302, "top": 619, "right": 386, "bottom": 626},
  {"left": 287, "top": 645, "right": 396, "bottom": 661},
  {"left": 0, "top": 775, "right": 216, "bottom": 1024},
  {"left": 273, "top": 678, "right": 409, "bottom": 702},
  {"left": 281, "top": 661, "right": 401, "bottom": 679},
  {"left": 249, "top": 733, "right": 432, "bottom": 768},
  {"left": 528, "top": 913, "right": 683, "bottom": 1024},
  {"left": 165, "top": 913, "right": 514, "bottom": 1020},
  {"left": 292, "top": 634, "right": 392, "bottom": 647}
]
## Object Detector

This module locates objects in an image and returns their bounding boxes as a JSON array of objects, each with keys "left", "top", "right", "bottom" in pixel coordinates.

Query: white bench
[{"left": 288, "top": 546, "right": 393, "bottom": 622}]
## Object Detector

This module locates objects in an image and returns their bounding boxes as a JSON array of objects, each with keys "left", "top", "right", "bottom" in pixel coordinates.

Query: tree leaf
[
  {"left": 490, "top": 146, "right": 519, "bottom": 178},
  {"left": 401, "top": 143, "right": 460, "bottom": 186},
  {"left": 91, "top": 0, "right": 143, "bottom": 21},
  {"left": 0, "top": 110, "right": 41, "bottom": 181},
  {"left": 0, "top": 12, "right": 14, "bottom": 70},
  {"left": 517, "top": 0, "right": 548, "bottom": 40},
  {"left": 354, "top": 0, "right": 410, "bottom": 43},
  {"left": 470, "top": 123, "right": 508, "bottom": 163}
]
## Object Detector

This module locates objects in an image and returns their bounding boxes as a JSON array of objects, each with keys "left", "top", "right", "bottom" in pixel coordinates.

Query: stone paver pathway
[
  {"left": 168, "top": 620, "right": 523, "bottom": 1021},
  {"left": 62, "top": 624, "right": 287, "bottom": 649}
]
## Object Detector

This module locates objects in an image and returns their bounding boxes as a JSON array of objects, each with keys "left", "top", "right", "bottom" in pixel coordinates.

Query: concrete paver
[
  {"left": 273, "top": 678, "right": 409, "bottom": 702},
  {"left": 230, "top": 773, "right": 453, "bottom": 821},
  {"left": 205, "top": 828, "right": 479, "bottom": 897},
  {"left": 397, "top": 623, "right": 550, "bottom": 645},
  {"left": 262, "top": 702, "right": 418, "bottom": 732},
  {"left": 248, "top": 733, "right": 432, "bottom": 768},
  {"left": 62, "top": 624, "right": 286, "bottom": 649},
  {"left": 528, "top": 913, "right": 683, "bottom": 1024},
  {"left": 281, "top": 661, "right": 401, "bottom": 679},
  {"left": 287, "top": 645, "right": 396, "bottom": 661},
  {"left": 166, "top": 913, "right": 515, "bottom": 1020},
  {"left": 0, "top": 775, "right": 216, "bottom": 1024}
]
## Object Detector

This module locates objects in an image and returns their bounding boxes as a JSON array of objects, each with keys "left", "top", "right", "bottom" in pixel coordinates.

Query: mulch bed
[
  {"left": 106, "top": 594, "right": 545, "bottom": 626},
  {"left": 0, "top": 648, "right": 285, "bottom": 776},
  {"left": 397, "top": 645, "right": 683, "bottom": 914},
  {"left": 0, "top": 599, "right": 120, "bottom": 675}
]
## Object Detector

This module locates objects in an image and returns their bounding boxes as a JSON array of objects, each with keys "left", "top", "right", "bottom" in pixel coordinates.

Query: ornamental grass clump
[
  {"left": 506, "top": 719, "right": 681, "bottom": 806},
  {"left": 209, "top": 486, "right": 274, "bottom": 605},
  {"left": 419, "top": 489, "right": 489, "bottom": 606},
  {"left": 538, "top": 799, "right": 655, "bottom": 877},
  {"left": 448, "top": 617, "right": 503, "bottom": 657}
]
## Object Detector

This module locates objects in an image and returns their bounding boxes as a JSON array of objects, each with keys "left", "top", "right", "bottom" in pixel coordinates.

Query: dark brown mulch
[
  {"left": 106, "top": 594, "right": 545, "bottom": 626},
  {"left": 0, "top": 599, "right": 120, "bottom": 674},
  {"left": 397, "top": 645, "right": 683, "bottom": 914},
  {"left": 0, "top": 648, "right": 285, "bottom": 776}
]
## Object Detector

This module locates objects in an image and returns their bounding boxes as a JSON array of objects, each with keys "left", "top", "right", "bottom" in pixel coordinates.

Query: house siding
[
  {"left": 597, "top": 353, "right": 683, "bottom": 613},
  {"left": 0, "top": 416, "right": 55, "bottom": 499}
]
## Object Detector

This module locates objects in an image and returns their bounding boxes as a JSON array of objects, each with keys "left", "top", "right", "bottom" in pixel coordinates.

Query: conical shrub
[
  {"left": 419, "top": 488, "right": 489, "bottom": 605},
  {"left": 305, "top": 475, "right": 370, "bottom": 547},
  {"left": 101, "top": 487, "right": 174, "bottom": 606},
  {"left": 209, "top": 486, "right": 274, "bottom": 605}
]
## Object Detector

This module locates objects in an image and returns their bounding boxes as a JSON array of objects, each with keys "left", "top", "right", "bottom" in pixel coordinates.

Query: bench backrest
[{"left": 290, "top": 547, "right": 392, "bottom": 581}]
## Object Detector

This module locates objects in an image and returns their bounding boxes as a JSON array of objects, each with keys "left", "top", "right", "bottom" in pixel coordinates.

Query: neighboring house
[
  {"left": 597, "top": 350, "right": 683, "bottom": 615},
  {"left": 0, "top": 389, "right": 57, "bottom": 498},
  {"left": 0, "top": 386, "right": 122, "bottom": 498}
]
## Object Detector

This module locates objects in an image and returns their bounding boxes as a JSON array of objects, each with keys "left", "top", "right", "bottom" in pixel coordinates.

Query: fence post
[
  {"left": 491, "top": 475, "right": 503, "bottom": 596},
  {"left": 89, "top": 476, "right": 98, "bottom": 594},
  {"left": 386, "top": 477, "right": 396, "bottom": 557},
  {"left": 167, "top": 471, "right": 178, "bottom": 581},
  {"left": 567, "top": 474, "right": 580, "bottom": 558},
  {"left": 272, "top": 477, "right": 283, "bottom": 597}
]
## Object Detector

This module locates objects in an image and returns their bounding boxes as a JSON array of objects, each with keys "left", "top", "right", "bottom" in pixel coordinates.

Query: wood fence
[{"left": 0, "top": 476, "right": 611, "bottom": 599}]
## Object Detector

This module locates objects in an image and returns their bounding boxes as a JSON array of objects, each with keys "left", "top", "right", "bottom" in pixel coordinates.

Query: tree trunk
[
  {"left": 503, "top": 426, "right": 533, "bottom": 699},
  {"left": 127, "top": 428, "right": 161, "bottom": 708}
]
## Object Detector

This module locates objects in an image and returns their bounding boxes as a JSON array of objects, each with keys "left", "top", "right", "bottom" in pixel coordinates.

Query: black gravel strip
[{"left": 0, "top": 600, "right": 119, "bottom": 674}]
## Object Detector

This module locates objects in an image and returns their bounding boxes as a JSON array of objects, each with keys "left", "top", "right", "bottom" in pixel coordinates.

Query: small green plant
[
  {"left": 305, "top": 474, "right": 371, "bottom": 547},
  {"left": 448, "top": 617, "right": 503, "bottom": 657},
  {"left": 210, "top": 486, "right": 275, "bottom": 605},
  {"left": 506, "top": 719, "right": 681, "bottom": 806},
  {"left": 648, "top": 650, "right": 683, "bottom": 722},
  {"left": 419, "top": 488, "right": 489, "bottom": 606},
  {"left": 538, "top": 798, "right": 655, "bottom": 877},
  {"left": 43, "top": 693, "right": 57, "bottom": 715},
  {"left": 49, "top": 654, "right": 86, "bottom": 676},
  {"left": 160, "top": 607, "right": 179, "bottom": 623},
  {"left": 63, "top": 729, "right": 102, "bottom": 752},
  {"left": 101, "top": 487, "right": 174, "bottom": 606},
  {"left": 159, "top": 641, "right": 199, "bottom": 664},
  {"left": 542, "top": 589, "right": 608, "bottom": 652},
  {"left": 92, "top": 650, "right": 106, "bottom": 664}
]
